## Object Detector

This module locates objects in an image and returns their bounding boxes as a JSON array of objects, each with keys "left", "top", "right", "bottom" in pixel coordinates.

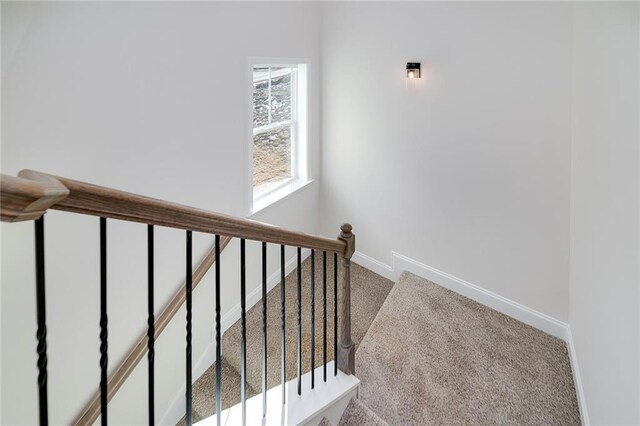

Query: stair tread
[
  {"left": 177, "top": 357, "right": 258, "bottom": 425},
  {"left": 338, "top": 398, "right": 388, "bottom": 426}
]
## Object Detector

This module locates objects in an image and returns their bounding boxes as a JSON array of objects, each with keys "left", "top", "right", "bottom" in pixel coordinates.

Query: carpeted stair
[
  {"left": 319, "top": 398, "right": 388, "bottom": 426},
  {"left": 181, "top": 256, "right": 394, "bottom": 423},
  {"left": 186, "top": 357, "right": 258, "bottom": 424},
  {"left": 337, "top": 398, "right": 388, "bottom": 425}
]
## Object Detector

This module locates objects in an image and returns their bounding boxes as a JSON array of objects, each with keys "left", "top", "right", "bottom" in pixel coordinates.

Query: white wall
[
  {"left": 320, "top": 2, "right": 572, "bottom": 322},
  {"left": 0, "top": 2, "right": 321, "bottom": 424},
  {"left": 570, "top": 3, "right": 640, "bottom": 425}
]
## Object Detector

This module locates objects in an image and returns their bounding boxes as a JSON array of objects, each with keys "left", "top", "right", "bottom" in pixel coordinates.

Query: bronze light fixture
[{"left": 406, "top": 62, "right": 421, "bottom": 79}]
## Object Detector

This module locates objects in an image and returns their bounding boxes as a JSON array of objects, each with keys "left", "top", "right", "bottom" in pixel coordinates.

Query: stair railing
[
  {"left": 0, "top": 169, "right": 356, "bottom": 426},
  {"left": 74, "top": 236, "right": 232, "bottom": 425}
]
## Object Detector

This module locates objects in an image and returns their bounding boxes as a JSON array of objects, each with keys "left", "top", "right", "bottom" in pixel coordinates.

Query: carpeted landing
[{"left": 356, "top": 271, "right": 581, "bottom": 425}]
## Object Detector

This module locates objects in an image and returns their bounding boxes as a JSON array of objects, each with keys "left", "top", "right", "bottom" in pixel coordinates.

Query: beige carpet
[
  {"left": 318, "top": 398, "right": 388, "bottom": 426},
  {"left": 356, "top": 271, "right": 581, "bottom": 425},
  {"left": 338, "top": 398, "right": 388, "bottom": 426},
  {"left": 319, "top": 418, "right": 334, "bottom": 426},
  {"left": 177, "top": 358, "right": 258, "bottom": 425},
  {"left": 183, "top": 256, "right": 394, "bottom": 422}
]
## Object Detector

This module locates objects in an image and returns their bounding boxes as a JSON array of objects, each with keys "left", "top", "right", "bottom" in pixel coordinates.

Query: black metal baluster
[
  {"left": 185, "top": 231, "right": 193, "bottom": 426},
  {"left": 334, "top": 252, "right": 338, "bottom": 377},
  {"left": 296, "top": 247, "right": 302, "bottom": 396},
  {"left": 34, "top": 217, "right": 49, "bottom": 426},
  {"left": 323, "top": 251, "right": 327, "bottom": 383},
  {"left": 147, "top": 225, "right": 155, "bottom": 425},
  {"left": 310, "top": 250, "right": 315, "bottom": 389},
  {"left": 100, "top": 217, "right": 108, "bottom": 426},
  {"left": 240, "top": 239, "right": 247, "bottom": 425},
  {"left": 261, "top": 242, "right": 267, "bottom": 419},
  {"left": 215, "top": 235, "right": 222, "bottom": 426},
  {"left": 280, "top": 245, "right": 286, "bottom": 404}
]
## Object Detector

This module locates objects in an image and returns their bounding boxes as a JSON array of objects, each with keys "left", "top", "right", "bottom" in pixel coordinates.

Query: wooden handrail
[
  {"left": 0, "top": 173, "right": 69, "bottom": 222},
  {"left": 14, "top": 170, "right": 347, "bottom": 255},
  {"left": 73, "top": 236, "right": 232, "bottom": 426}
]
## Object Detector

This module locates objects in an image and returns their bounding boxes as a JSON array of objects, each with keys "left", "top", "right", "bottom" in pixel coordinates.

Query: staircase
[{"left": 187, "top": 264, "right": 581, "bottom": 425}]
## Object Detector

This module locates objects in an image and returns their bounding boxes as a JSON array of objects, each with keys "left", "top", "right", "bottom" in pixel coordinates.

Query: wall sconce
[
  {"left": 406, "top": 62, "right": 421, "bottom": 79},
  {"left": 406, "top": 62, "right": 421, "bottom": 90}
]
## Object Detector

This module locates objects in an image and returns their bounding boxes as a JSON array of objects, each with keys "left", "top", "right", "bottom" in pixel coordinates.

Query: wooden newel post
[{"left": 337, "top": 223, "right": 355, "bottom": 375}]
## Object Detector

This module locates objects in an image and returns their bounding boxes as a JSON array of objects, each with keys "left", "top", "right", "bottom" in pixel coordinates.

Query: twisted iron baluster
[
  {"left": 261, "top": 242, "right": 267, "bottom": 418},
  {"left": 297, "top": 247, "right": 302, "bottom": 396},
  {"left": 240, "top": 239, "right": 247, "bottom": 425},
  {"left": 334, "top": 252, "right": 338, "bottom": 376},
  {"left": 323, "top": 251, "right": 327, "bottom": 382},
  {"left": 147, "top": 225, "right": 155, "bottom": 425},
  {"left": 280, "top": 245, "right": 286, "bottom": 404},
  {"left": 34, "top": 217, "right": 49, "bottom": 426},
  {"left": 185, "top": 231, "right": 193, "bottom": 425},
  {"left": 100, "top": 217, "right": 108, "bottom": 426},
  {"left": 215, "top": 235, "right": 222, "bottom": 426}
]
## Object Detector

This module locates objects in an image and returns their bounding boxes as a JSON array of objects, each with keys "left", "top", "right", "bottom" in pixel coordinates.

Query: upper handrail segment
[{"left": 1, "top": 170, "right": 347, "bottom": 255}]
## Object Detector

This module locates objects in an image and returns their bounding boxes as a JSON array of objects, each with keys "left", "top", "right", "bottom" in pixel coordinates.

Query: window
[{"left": 251, "top": 63, "right": 308, "bottom": 212}]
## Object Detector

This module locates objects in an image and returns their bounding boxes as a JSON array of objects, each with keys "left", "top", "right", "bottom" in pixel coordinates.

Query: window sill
[{"left": 250, "top": 178, "right": 314, "bottom": 216}]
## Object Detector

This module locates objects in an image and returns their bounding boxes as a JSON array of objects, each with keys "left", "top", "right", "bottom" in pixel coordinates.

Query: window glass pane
[
  {"left": 253, "top": 78, "right": 269, "bottom": 128},
  {"left": 253, "top": 125, "right": 291, "bottom": 188},
  {"left": 270, "top": 69, "right": 291, "bottom": 123},
  {"left": 253, "top": 67, "right": 269, "bottom": 80}
]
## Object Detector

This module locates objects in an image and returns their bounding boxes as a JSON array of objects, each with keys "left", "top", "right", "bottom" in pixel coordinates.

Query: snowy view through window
[{"left": 253, "top": 66, "right": 293, "bottom": 191}]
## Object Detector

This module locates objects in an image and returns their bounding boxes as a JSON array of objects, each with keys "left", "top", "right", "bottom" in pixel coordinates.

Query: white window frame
[
  {"left": 252, "top": 66, "right": 298, "bottom": 191},
  {"left": 248, "top": 59, "right": 310, "bottom": 215}
]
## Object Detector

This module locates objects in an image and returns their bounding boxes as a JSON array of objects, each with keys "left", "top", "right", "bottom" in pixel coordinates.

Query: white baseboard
[
  {"left": 565, "top": 326, "right": 590, "bottom": 425},
  {"left": 161, "top": 248, "right": 311, "bottom": 425},
  {"left": 353, "top": 250, "right": 589, "bottom": 425},
  {"left": 351, "top": 251, "right": 394, "bottom": 281},
  {"left": 353, "top": 250, "right": 567, "bottom": 339},
  {"left": 394, "top": 252, "right": 568, "bottom": 339}
]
